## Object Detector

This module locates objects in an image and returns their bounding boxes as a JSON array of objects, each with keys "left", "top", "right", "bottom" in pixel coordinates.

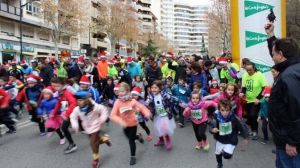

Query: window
[{"left": 26, "top": 2, "right": 40, "bottom": 15}]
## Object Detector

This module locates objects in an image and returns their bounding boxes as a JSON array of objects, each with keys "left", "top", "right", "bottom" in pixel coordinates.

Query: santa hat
[
  {"left": 79, "top": 75, "right": 91, "bottom": 85},
  {"left": 11, "top": 58, "right": 17, "bottom": 64},
  {"left": 50, "top": 57, "right": 57, "bottom": 63},
  {"left": 131, "top": 86, "right": 142, "bottom": 97},
  {"left": 30, "top": 59, "right": 37, "bottom": 63},
  {"left": 98, "top": 51, "right": 108, "bottom": 59},
  {"left": 61, "top": 50, "right": 71, "bottom": 57},
  {"left": 77, "top": 56, "right": 85, "bottom": 65},
  {"left": 115, "top": 53, "right": 121, "bottom": 58},
  {"left": 211, "top": 79, "right": 218, "bottom": 85},
  {"left": 27, "top": 74, "right": 42, "bottom": 83},
  {"left": 108, "top": 59, "right": 114, "bottom": 65},
  {"left": 43, "top": 86, "right": 55, "bottom": 95},
  {"left": 165, "top": 52, "right": 174, "bottom": 59},
  {"left": 114, "top": 83, "right": 121, "bottom": 91},
  {"left": 262, "top": 86, "right": 272, "bottom": 97},
  {"left": 20, "top": 59, "right": 27, "bottom": 66},
  {"left": 112, "top": 58, "right": 119, "bottom": 64},
  {"left": 127, "top": 56, "right": 133, "bottom": 64},
  {"left": 218, "top": 57, "right": 228, "bottom": 64}
]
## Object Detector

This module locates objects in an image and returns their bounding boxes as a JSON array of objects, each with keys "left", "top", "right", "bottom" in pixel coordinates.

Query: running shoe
[
  {"left": 92, "top": 159, "right": 100, "bottom": 168},
  {"left": 6, "top": 129, "right": 16, "bottom": 134},
  {"left": 217, "top": 163, "right": 223, "bottom": 168},
  {"left": 60, "top": 138, "right": 66, "bottom": 145},
  {"left": 154, "top": 139, "right": 165, "bottom": 146},
  {"left": 47, "top": 132, "right": 54, "bottom": 138},
  {"left": 64, "top": 144, "right": 77, "bottom": 154},
  {"left": 194, "top": 143, "right": 201, "bottom": 150},
  {"left": 165, "top": 141, "right": 172, "bottom": 150},
  {"left": 129, "top": 156, "right": 136, "bottom": 165},
  {"left": 101, "top": 134, "right": 112, "bottom": 147},
  {"left": 137, "top": 133, "right": 144, "bottom": 144},
  {"left": 203, "top": 141, "right": 210, "bottom": 151},
  {"left": 146, "top": 134, "right": 153, "bottom": 141},
  {"left": 178, "top": 122, "right": 184, "bottom": 128},
  {"left": 39, "top": 132, "right": 47, "bottom": 136}
]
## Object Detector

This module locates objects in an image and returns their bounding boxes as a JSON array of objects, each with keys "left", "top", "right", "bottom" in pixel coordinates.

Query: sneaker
[
  {"left": 92, "top": 159, "right": 100, "bottom": 168},
  {"left": 154, "top": 139, "right": 165, "bottom": 147},
  {"left": 203, "top": 141, "right": 210, "bottom": 151},
  {"left": 6, "top": 129, "right": 16, "bottom": 134},
  {"left": 60, "top": 138, "right": 66, "bottom": 145},
  {"left": 102, "top": 134, "right": 112, "bottom": 147},
  {"left": 217, "top": 163, "right": 223, "bottom": 168},
  {"left": 146, "top": 134, "right": 153, "bottom": 142},
  {"left": 194, "top": 143, "right": 200, "bottom": 150},
  {"left": 129, "top": 156, "right": 136, "bottom": 165},
  {"left": 39, "top": 132, "right": 47, "bottom": 136},
  {"left": 165, "top": 141, "right": 172, "bottom": 150},
  {"left": 251, "top": 132, "right": 258, "bottom": 140},
  {"left": 47, "top": 132, "right": 54, "bottom": 138},
  {"left": 64, "top": 144, "right": 77, "bottom": 154},
  {"left": 260, "top": 139, "right": 268, "bottom": 145},
  {"left": 178, "top": 122, "right": 184, "bottom": 128},
  {"left": 137, "top": 133, "right": 144, "bottom": 144}
]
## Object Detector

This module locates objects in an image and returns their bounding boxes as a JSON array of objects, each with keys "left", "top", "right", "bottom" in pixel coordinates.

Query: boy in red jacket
[
  {"left": 0, "top": 88, "right": 16, "bottom": 133},
  {"left": 50, "top": 77, "right": 77, "bottom": 154}
]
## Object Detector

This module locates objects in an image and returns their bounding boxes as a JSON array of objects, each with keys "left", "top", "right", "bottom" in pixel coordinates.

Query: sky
[{"left": 178, "top": 0, "right": 210, "bottom": 6}]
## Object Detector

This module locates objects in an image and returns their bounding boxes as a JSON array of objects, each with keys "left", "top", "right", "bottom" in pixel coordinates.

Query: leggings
[
  {"left": 261, "top": 118, "right": 269, "bottom": 140},
  {"left": 244, "top": 103, "right": 261, "bottom": 132},
  {"left": 192, "top": 122, "right": 207, "bottom": 142},
  {"left": 47, "top": 128, "right": 64, "bottom": 139},
  {"left": 61, "top": 120, "right": 75, "bottom": 145},
  {"left": 123, "top": 126, "right": 138, "bottom": 156},
  {"left": 139, "top": 121, "right": 150, "bottom": 135},
  {"left": 29, "top": 108, "right": 45, "bottom": 133},
  {"left": 0, "top": 108, "right": 16, "bottom": 131},
  {"left": 216, "top": 152, "right": 233, "bottom": 165}
]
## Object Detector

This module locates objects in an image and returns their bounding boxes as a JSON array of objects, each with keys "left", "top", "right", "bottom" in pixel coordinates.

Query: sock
[
  {"left": 165, "top": 135, "right": 171, "bottom": 143},
  {"left": 93, "top": 153, "right": 99, "bottom": 161},
  {"left": 216, "top": 154, "right": 222, "bottom": 165}
]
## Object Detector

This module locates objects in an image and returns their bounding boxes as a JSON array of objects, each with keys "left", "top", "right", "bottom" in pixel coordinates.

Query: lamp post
[{"left": 19, "top": 0, "right": 39, "bottom": 59}]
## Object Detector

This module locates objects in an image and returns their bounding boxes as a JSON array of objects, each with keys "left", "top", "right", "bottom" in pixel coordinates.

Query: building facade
[{"left": 157, "top": 0, "right": 209, "bottom": 56}]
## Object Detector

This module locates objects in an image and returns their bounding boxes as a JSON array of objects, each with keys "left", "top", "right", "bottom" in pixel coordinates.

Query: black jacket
[
  {"left": 145, "top": 65, "right": 162, "bottom": 86},
  {"left": 39, "top": 65, "right": 53, "bottom": 86},
  {"left": 210, "top": 114, "right": 248, "bottom": 145},
  {"left": 268, "top": 36, "right": 300, "bottom": 149},
  {"left": 68, "top": 64, "right": 84, "bottom": 81},
  {"left": 168, "top": 63, "right": 187, "bottom": 84},
  {"left": 118, "top": 69, "right": 132, "bottom": 86}
]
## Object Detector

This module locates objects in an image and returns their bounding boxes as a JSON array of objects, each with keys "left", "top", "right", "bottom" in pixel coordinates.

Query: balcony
[{"left": 0, "top": 2, "right": 20, "bottom": 16}]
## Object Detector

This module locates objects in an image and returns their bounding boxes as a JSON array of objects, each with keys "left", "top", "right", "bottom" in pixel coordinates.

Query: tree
[
  {"left": 287, "top": 0, "right": 300, "bottom": 45},
  {"left": 142, "top": 39, "right": 159, "bottom": 56},
  {"left": 207, "top": 0, "right": 231, "bottom": 56},
  {"left": 40, "top": 0, "right": 90, "bottom": 58}
]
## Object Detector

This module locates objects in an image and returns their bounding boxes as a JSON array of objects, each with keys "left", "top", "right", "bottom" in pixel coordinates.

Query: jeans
[{"left": 276, "top": 148, "right": 300, "bottom": 168}]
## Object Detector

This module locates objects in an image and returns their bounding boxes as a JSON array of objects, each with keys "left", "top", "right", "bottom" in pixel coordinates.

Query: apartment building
[{"left": 137, "top": 0, "right": 157, "bottom": 34}]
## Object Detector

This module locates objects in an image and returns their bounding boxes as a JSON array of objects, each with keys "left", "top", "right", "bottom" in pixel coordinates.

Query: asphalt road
[{"left": 0, "top": 115, "right": 275, "bottom": 168}]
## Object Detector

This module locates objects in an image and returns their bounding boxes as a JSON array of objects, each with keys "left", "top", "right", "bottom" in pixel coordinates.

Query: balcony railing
[{"left": 0, "top": 2, "right": 20, "bottom": 16}]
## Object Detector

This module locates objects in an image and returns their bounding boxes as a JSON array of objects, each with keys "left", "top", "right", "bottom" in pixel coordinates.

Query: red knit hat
[
  {"left": 27, "top": 74, "right": 42, "bottom": 83},
  {"left": 77, "top": 56, "right": 85, "bottom": 65},
  {"left": 127, "top": 56, "right": 133, "bottom": 64},
  {"left": 43, "top": 86, "right": 56, "bottom": 95},
  {"left": 20, "top": 59, "right": 27, "bottom": 66},
  {"left": 262, "top": 86, "right": 272, "bottom": 97},
  {"left": 114, "top": 83, "right": 121, "bottom": 91},
  {"left": 218, "top": 57, "right": 228, "bottom": 64},
  {"left": 79, "top": 75, "right": 91, "bottom": 85},
  {"left": 131, "top": 86, "right": 142, "bottom": 96}
]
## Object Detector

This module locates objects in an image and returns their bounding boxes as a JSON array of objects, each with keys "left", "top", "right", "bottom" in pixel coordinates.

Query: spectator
[
  {"left": 168, "top": 56, "right": 187, "bottom": 84},
  {"left": 39, "top": 61, "right": 54, "bottom": 86}
]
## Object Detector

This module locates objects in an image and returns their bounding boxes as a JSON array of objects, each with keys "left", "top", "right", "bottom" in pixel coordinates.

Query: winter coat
[
  {"left": 145, "top": 65, "right": 162, "bottom": 85},
  {"left": 102, "top": 84, "right": 114, "bottom": 100},
  {"left": 168, "top": 63, "right": 187, "bottom": 84},
  {"left": 70, "top": 101, "right": 108, "bottom": 134},
  {"left": 0, "top": 88, "right": 10, "bottom": 108},
  {"left": 214, "top": 93, "right": 243, "bottom": 119},
  {"left": 68, "top": 64, "right": 84, "bottom": 81},
  {"left": 39, "top": 65, "right": 54, "bottom": 86},
  {"left": 118, "top": 69, "right": 132, "bottom": 86},
  {"left": 37, "top": 98, "right": 58, "bottom": 117},
  {"left": 16, "top": 84, "right": 44, "bottom": 111},
  {"left": 190, "top": 71, "right": 208, "bottom": 96},
  {"left": 127, "top": 62, "right": 143, "bottom": 78},
  {"left": 97, "top": 61, "right": 108, "bottom": 79},
  {"left": 108, "top": 66, "right": 118, "bottom": 78},
  {"left": 21, "top": 66, "right": 33, "bottom": 75},
  {"left": 161, "top": 61, "right": 178, "bottom": 79},
  {"left": 259, "top": 99, "right": 268, "bottom": 119},
  {"left": 51, "top": 89, "right": 77, "bottom": 118},
  {"left": 183, "top": 100, "right": 217, "bottom": 125},
  {"left": 88, "top": 86, "right": 100, "bottom": 104},
  {"left": 171, "top": 84, "right": 191, "bottom": 103}
]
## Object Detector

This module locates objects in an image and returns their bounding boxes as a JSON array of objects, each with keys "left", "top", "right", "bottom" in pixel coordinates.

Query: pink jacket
[
  {"left": 214, "top": 93, "right": 243, "bottom": 118},
  {"left": 183, "top": 100, "right": 217, "bottom": 125},
  {"left": 70, "top": 101, "right": 108, "bottom": 134}
]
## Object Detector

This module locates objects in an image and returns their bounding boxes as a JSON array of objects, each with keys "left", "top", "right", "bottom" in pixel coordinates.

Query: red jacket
[
  {"left": 51, "top": 89, "right": 77, "bottom": 118},
  {"left": 16, "top": 85, "right": 43, "bottom": 111},
  {"left": 0, "top": 88, "right": 10, "bottom": 108}
]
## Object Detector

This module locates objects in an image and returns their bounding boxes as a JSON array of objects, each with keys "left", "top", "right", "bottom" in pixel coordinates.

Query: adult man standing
[
  {"left": 38, "top": 60, "right": 53, "bottom": 86},
  {"left": 265, "top": 23, "right": 300, "bottom": 168}
]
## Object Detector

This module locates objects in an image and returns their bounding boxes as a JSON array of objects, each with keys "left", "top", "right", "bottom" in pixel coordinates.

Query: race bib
[
  {"left": 219, "top": 122, "right": 232, "bottom": 136},
  {"left": 155, "top": 105, "right": 167, "bottom": 117},
  {"left": 60, "top": 101, "right": 68, "bottom": 111},
  {"left": 120, "top": 106, "right": 132, "bottom": 113},
  {"left": 191, "top": 109, "right": 202, "bottom": 119},
  {"left": 179, "top": 88, "right": 186, "bottom": 94}
]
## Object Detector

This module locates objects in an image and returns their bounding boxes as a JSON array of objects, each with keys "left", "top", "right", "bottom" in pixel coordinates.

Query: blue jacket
[
  {"left": 26, "top": 85, "right": 43, "bottom": 102},
  {"left": 37, "top": 98, "right": 58, "bottom": 116},
  {"left": 127, "top": 62, "right": 143, "bottom": 78},
  {"left": 190, "top": 71, "right": 208, "bottom": 96},
  {"left": 259, "top": 99, "right": 268, "bottom": 119},
  {"left": 88, "top": 86, "right": 100, "bottom": 103},
  {"left": 171, "top": 84, "right": 191, "bottom": 103},
  {"left": 21, "top": 66, "right": 33, "bottom": 75}
]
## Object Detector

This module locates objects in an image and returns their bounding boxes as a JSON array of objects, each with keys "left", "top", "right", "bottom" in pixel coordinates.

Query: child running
[
  {"left": 145, "top": 80, "right": 186, "bottom": 150},
  {"left": 37, "top": 86, "right": 65, "bottom": 144},
  {"left": 110, "top": 82, "right": 151, "bottom": 165},
  {"left": 210, "top": 99, "right": 248, "bottom": 168},
  {"left": 183, "top": 91, "right": 217, "bottom": 151},
  {"left": 131, "top": 86, "right": 152, "bottom": 141},
  {"left": 257, "top": 86, "right": 271, "bottom": 144},
  {"left": 70, "top": 91, "right": 111, "bottom": 168}
]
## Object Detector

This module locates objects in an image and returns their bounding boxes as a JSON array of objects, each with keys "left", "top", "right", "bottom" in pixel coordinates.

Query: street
[{"left": 0, "top": 114, "right": 275, "bottom": 168}]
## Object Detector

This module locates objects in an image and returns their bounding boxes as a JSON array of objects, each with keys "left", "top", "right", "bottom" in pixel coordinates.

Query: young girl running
[
  {"left": 37, "top": 86, "right": 65, "bottom": 144},
  {"left": 131, "top": 86, "right": 152, "bottom": 141},
  {"left": 183, "top": 91, "right": 217, "bottom": 151},
  {"left": 110, "top": 82, "right": 151, "bottom": 165},
  {"left": 210, "top": 99, "right": 248, "bottom": 168},
  {"left": 145, "top": 80, "right": 186, "bottom": 150},
  {"left": 70, "top": 91, "right": 111, "bottom": 168}
]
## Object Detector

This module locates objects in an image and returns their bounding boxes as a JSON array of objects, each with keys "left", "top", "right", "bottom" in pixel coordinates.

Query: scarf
[
  {"left": 79, "top": 106, "right": 89, "bottom": 113},
  {"left": 119, "top": 94, "right": 132, "bottom": 102},
  {"left": 217, "top": 111, "right": 233, "bottom": 123},
  {"left": 188, "top": 100, "right": 205, "bottom": 110}
]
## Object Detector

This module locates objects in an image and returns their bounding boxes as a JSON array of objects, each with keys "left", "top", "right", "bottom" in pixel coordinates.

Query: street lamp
[{"left": 19, "top": 0, "right": 40, "bottom": 59}]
